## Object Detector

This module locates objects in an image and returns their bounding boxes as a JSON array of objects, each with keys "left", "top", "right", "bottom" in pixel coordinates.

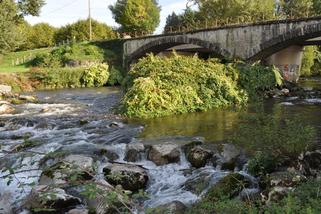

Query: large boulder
[
  {"left": 145, "top": 201, "right": 186, "bottom": 214},
  {"left": 124, "top": 143, "right": 145, "bottom": 162},
  {"left": 103, "top": 163, "right": 148, "bottom": 191},
  {"left": 266, "top": 186, "right": 292, "bottom": 204},
  {"left": 24, "top": 185, "right": 82, "bottom": 213},
  {"left": 204, "top": 173, "right": 251, "bottom": 201},
  {"left": 0, "top": 104, "right": 15, "bottom": 115},
  {"left": 298, "top": 150, "right": 321, "bottom": 177},
  {"left": 148, "top": 143, "right": 180, "bottom": 166},
  {"left": 183, "top": 170, "right": 213, "bottom": 195},
  {"left": 268, "top": 171, "right": 306, "bottom": 188},
  {"left": 186, "top": 146, "right": 213, "bottom": 168},
  {"left": 219, "top": 144, "right": 246, "bottom": 171},
  {"left": 85, "top": 180, "right": 132, "bottom": 214},
  {"left": 39, "top": 156, "right": 94, "bottom": 186},
  {"left": 18, "top": 95, "right": 37, "bottom": 103}
]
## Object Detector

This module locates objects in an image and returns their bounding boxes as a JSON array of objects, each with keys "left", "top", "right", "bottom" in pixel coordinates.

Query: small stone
[
  {"left": 267, "top": 186, "right": 291, "bottom": 204},
  {"left": 187, "top": 146, "right": 213, "bottom": 168},
  {"left": 125, "top": 143, "right": 145, "bottom": 162},
  {"left": 103, "top": 163, "right": 148, "bottom": 191},
  {"left": 19, "top": 95, "right": 37, "bottom": 102},
  {"left": 63, "top": 155, "right": 94, "bottom": 171},
  {"left": 148, "top": 143, "right": 180, "bottom": 166},
  {"left": 0, "top": 85, "right": 12, "bottom": 93},
  {"left": 0, "top": 104, "right": 15, "bottom": 115}
]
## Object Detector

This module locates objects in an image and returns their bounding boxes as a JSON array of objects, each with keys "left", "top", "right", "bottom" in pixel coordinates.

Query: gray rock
[
  {"left": 267, "top": 186, "right": 292, "bottom": 204},
  {"left": 63, "top": 155, "right": 94, "bottom": 172},
  {"left": 183, "top": 170, "right": 213, "bottom": 195},
  {"left": 125, "top": 143, "right": 145, "bottom": 162},
  {"left": 67, "top": 208, "right": 89, "bottom": 214},
  {"left": 187, "top": 146, "right": 213, "bottom": 168},
  {"left": 24, "top": 185, "right": 82, "bottom": 213},
  {"left": 269, "top": 171, "right": 306, "bottom": 188},
  {"left": 239, "top": 188, "right": 261, "bottom": 202},
  {"left": 0, "top": 192, "right": 13, "bottom": 214},
  {"left": 146, "top": 201, "right": 186, "bottom": 214},
  {"left": 298, "top": 150, "right": 321, "bottom": 177},
  {"left": 220, "top": 144, "right": 246, "bottom": 171},
  {"left": 0, "top": 104, "right": 15, "bottom": 115},
  {"left": 18, "top": 95, "right": 37, "bottom": 102},
  {"left": 103, "top": 163, "right": 148, "bottom": 191},
  {"left": 148, "top": 143, "right": 180, "bottom": 166},
  {"left": 0, "top": 85, "right": 12, "bottom": 93}
]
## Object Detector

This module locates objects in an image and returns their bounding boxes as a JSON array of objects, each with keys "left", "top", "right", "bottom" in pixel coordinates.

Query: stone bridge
[{"left": 123, "top": 17, "right": 321, "bottom": 82}]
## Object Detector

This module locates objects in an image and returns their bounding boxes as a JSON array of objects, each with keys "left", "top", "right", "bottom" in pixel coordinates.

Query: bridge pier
[{"left": 266, "top": 45, "right": 304, "bottom": 82}]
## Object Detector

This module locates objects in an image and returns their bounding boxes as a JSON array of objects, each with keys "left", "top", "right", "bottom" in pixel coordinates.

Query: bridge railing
[{"left": 122, "top": 15, "right": 318, "bottom": 39}]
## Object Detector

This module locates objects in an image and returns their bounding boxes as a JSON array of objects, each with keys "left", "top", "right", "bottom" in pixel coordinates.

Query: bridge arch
[
  {"left": 250, "top": 22, "right": 321, "bottom": 61},
  {"left": 125, "top": 36, "right": 231, "bottom": 66}
]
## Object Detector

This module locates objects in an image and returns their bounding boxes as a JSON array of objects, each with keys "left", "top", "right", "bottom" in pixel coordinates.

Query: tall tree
[
  {"left": 280, "top": 0, "right": 313, "bottom": 17},
  {"left": 0, "top": 0, "right": 44, "bottom": 53},
  {"left": 109, "top": 0, "right": 160, "bottom": 35}
]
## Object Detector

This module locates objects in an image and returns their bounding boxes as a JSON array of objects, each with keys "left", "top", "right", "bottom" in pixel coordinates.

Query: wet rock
[
  {"left": 24, "top": 185, "right": 82, "bottom": 213},
  {"left": 281, "top": 88, "right": 290, "bottom": 96},
  {"left": 220, "top": 144, "right": 246, "bottom": 171},
  {"left": 124, "top": 143, "right": 145, "bottom": 162},
  {"left": 204, "top": 173, "right": 251, "bottom": 201},
  {"left": 19, "top": 95, "right": 37, "bottom": 102},
  {"left": 267, "top": 186, "right": 292, "bottom": 204},
  {"left": 0, "top": 192, "right": 13, "bottom": 214},
  {"left": 109, "top": 121, "right": 124, "bottom": 128},
  {"left": 183, "top": 170, "right": 213, "bottom": 195},
  {"left": 298, "top": 150, "right": 321, "bottom": 177},
  {"left": 97, "top": 148, "right": 119, "bottom": 161},
  {"left": 0, "top": 104, "right": 15, "bottom": 115},
  {"left": 39, "top": 159, "right": 93, "bottom": 186},
  {"left": 0, "top": 84, "right": 12, "bottom": 93},
  {"left": 186, "top": 146, "right": 213, "bottom": 168},
  {"left": 148, "top": 143, "right": 180, "bottom": 166},
  {"left": 85, "top": 180, "right": 132, "bottom": 214},
  {"left": 67, "top": 208, "right": 89, "bottom": 214},
  {"left": 146, "top": 201, "right": 186, "bottom": 214},
  {"left": 239, "top": 188, "right": 261, "bottom": 202},
  {"left": 103, "top": 163, "right": 148, "bottom": 191},
  {"left": 63, "top": 155, "right": 94, "bottom": 172}
]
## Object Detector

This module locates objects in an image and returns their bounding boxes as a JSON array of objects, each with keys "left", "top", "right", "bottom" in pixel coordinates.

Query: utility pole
[{"left": 88, "top": 0, "right": 92, "bottom": 41}]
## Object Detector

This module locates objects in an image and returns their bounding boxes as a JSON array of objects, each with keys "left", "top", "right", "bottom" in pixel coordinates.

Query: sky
[{"left": 25, "top": 0, "right": 189, "bottom": 34}]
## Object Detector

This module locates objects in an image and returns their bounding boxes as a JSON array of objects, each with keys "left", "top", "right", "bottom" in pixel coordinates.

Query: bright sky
[{"left": 25, "top": 0, "right": 189, "bottom": 34}]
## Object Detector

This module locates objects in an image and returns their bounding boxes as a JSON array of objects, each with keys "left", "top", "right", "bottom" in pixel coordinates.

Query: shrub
[
  {"left": 120, "top": 54, "right": 248, "bottom": 118},
  {"left": 81, "top": 63, "right": 109, "bottom": 87},
  {"left": 107, "top": 66, "right": 124, "bottom": 86},
  {"left": 238, "top": 63, "right": 283, "bottom": 99}
]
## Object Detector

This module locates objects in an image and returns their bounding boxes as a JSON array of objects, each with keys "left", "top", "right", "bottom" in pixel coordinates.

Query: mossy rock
[{"left": 205, "top": 173, "right": 250, "bottom": 201}]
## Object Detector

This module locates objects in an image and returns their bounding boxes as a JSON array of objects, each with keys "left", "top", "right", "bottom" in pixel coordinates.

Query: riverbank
[{"left": 0, "top": 80, "right": 320, "bottom": 213}]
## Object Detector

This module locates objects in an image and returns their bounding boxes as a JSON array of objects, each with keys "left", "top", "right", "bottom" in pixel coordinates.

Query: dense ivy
[{"left": 120, "top": 54, "right": 248, "bottom": 118}]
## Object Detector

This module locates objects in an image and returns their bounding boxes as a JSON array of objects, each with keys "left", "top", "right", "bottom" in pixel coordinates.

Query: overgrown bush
[
  {"left": 31, "top": 63, "right": 109, "bottom": 89},
  {"left": 81, "top": 63, "right": 109, "bottom": 87},
  {"left": 238, "top": 63, "right": 283, "bottom": 99},
  {"left": 120, "top": 54, "right": 248, "bottom": 118},
  {"left": 107, "top": 66, "right": 124, "bottom": 86},
  {"left": 31, "top": 43, "right": 104, "bottom": 68}
]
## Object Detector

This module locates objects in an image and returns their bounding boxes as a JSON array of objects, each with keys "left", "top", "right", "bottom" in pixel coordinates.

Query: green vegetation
[
  {"left": 189, "top": 179, "right": 321, "bottom": 214},
  {"left": 120, "top": 54, "right": 283, "bottom": 118},
  {"left": 120, "top": 54, "right": 248, "bottom": 118},
  {"left": 54, "top": 19, "right": 117, "bottom": 44},
  {"left": 231, "top": 113, "right": 316, "bottom": 176},
  {"left": 109, "top": 0, "right": 161, "bottom": 35}
]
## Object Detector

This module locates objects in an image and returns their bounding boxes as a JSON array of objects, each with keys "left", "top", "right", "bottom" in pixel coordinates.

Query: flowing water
[{"left": 0, "top": 79, "right": 321, "bottom": 213}]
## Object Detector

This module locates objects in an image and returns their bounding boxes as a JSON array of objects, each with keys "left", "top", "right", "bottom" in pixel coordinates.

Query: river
[{"left": 0, "top": 78, "right": 320, "bottom": 213}]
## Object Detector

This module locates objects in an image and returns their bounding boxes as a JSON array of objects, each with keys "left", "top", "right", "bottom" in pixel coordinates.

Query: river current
[{"left": 0, "top": 79, "right": 321, "bottom": 213}]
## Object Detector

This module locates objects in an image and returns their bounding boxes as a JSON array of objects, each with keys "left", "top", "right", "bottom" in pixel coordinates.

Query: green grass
[{"left": 0, "top": 48, "right": 52, "bottom": 73}]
